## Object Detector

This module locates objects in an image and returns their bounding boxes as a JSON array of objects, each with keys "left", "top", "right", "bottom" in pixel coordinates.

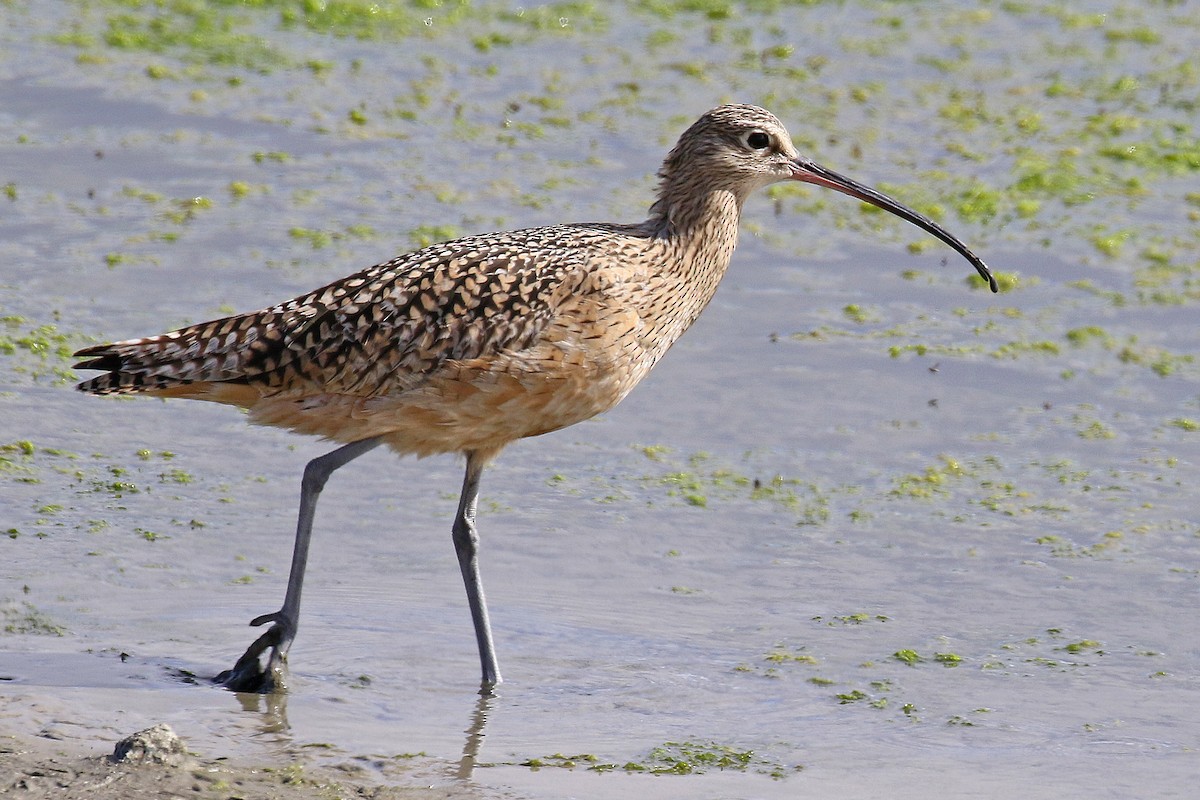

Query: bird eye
[{"left": 744, "top": 131, "right": 771, "bottom": 150}]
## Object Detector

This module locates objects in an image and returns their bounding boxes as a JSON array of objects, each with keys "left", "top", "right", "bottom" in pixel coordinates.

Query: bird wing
[{"left": 73, "top": 227, "right": 598, "bottom": 399}]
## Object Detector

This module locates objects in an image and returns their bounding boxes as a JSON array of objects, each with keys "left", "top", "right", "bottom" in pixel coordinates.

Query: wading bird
[{"left": 75, "top": 104, "right": 996, "bottom": 692}]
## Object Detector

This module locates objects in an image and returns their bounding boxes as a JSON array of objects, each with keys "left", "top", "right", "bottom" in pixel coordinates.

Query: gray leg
[
  {"left": 453, "top": 452, "right": 502, "bottom": 686},
  {"left": 216, "top": 436, "right": 383, "bottom": 692}
]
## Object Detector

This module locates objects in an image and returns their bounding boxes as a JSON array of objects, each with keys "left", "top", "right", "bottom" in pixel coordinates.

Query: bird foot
[{"left": 213, "top": 611, "right": 294, "bottom": 693}]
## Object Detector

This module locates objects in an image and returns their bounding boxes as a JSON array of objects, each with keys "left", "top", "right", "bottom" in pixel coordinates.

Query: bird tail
[
  {"left": 73, "top": 312, "right": 271, "bottom": 398},
  {"left": 73, "top": 336, "right": 185, "bottom": 395}
]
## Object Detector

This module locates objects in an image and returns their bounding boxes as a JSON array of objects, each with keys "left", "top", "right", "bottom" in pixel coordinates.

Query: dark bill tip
[{"left": 792, "top": 158, "right": 999, "bottom": 293}]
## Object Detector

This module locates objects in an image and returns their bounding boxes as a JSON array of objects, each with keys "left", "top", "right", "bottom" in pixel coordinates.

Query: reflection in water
[
  {"left": 233, "top": 686, "right": 290, "bottom": 736},
  {"left": 222, "top": 678, "right": 495, "bottom": 783},
  {"left": 456, "top": 686, "right": 496, "bottom": 780}
]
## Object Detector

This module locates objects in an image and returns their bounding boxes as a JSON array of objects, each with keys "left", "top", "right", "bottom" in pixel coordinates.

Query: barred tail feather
[
  {"left": 74, "top": 338, "right": 184, "bottom": 395},
  {"left": 72, "top": 310, "right": 283, "bottom": 399},
  {"left": 72, "top": 334, "right": 204, "bottom": 396}
]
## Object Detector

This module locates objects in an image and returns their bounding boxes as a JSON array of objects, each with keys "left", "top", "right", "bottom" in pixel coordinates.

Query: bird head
[{"left": 657, "top": 104, "right": 998, "bottom": 292}]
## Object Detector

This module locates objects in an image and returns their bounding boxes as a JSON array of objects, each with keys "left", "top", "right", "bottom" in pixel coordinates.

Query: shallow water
[{"left": 2, "top": 1, "right": 1198, "bottom": 797}]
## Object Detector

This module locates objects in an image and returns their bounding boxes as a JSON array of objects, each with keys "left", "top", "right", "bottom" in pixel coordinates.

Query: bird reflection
[
  {"left": 456, "top": 686, "right": 495, "bottom": 780},
  {"left": 218, "top": 673, "right": 497, "bottom": 785},
  {"left": 233, "top": 682, "right": 289, "bottom": 734}
]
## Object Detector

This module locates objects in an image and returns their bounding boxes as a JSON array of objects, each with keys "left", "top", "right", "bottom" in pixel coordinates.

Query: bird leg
[
  {"left": 453, "top": 452, "right": 502, "bottom": 686},
  {"left": 215, "top": 436, "right": 383, "bottom": 692}
]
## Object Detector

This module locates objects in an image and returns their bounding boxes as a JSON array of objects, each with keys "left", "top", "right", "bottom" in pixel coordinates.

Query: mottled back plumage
[{"left": 77, "top": 227, "right": 614, "bottom": 398}]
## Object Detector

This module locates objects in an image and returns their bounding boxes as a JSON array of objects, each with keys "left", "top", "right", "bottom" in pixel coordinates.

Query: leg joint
[
  {"left": 301, "top": 458, "right": 332, "bottom": 496},
  {"left": 452, "top": 515, "right": 479, "bottom": 552}
]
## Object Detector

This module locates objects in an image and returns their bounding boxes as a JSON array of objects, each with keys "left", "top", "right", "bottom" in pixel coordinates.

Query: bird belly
[{"left": 242, "top": 338, "right": 649, "bottom": 459}]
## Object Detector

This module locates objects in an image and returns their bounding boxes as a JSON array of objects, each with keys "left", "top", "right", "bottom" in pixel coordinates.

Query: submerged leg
[
  {"left": 453, "top": 451, "right": 502, "bottom": 686},
  {"left": 216, "top": 436, "right": 383, "bottom": 692}
]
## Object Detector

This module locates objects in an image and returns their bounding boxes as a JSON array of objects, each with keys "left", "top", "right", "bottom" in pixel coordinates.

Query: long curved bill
[{"left": 791, "top": 157, "right": 998, "bottom": 293}]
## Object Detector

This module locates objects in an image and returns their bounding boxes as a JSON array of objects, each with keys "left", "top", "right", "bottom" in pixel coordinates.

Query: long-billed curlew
[{"left": 74, "top": 104, "right": 997, "bottom": 692}]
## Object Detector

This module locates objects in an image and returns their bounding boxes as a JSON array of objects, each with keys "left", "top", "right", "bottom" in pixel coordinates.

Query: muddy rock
[{"left": 110, "top": 724, "right": 190, "bottom": 767}]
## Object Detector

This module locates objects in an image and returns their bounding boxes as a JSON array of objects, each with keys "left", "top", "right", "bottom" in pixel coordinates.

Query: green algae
[
  {"left": 639, "top": 452, "right": 832, "bottom": 525},
  {"left": 516, "top": 738, "right": 799, "bottom": 778},
  {"left": 842, "top": 303, "right": 878, "bottom": 324},
  {"left": 1, "top": 600, "right": 66, "bottom": 636},
  {"left": 407, "top": 224, "right": 460, "bottom": 248},
  {"left": 763, "top": 646, "right": 819, "bottom": 665},
  {"left": 55, "top": 0, "right": 607, "bottom": 73},
  {"left": 0, "top": 314, "right": 85, "bottom": 386},
  {"left": 968, "top": 270, "right": 1022, "bottom": 292},
  {"left": 100, "top": 3, "right": 288, "bottom": 72},
  {"left": 630, "top": 739, "right": 797, "bottom": 778},
  {"left": 289, "top": 223, "right": 376, "bottom": 249},
  {"left": 889, "top": 456, "right": 968, "bottom": 500}
]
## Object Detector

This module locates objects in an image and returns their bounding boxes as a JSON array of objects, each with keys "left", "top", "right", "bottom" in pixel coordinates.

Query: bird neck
[
  {"left": 626, "top": 184, "right": 745, "bottom": 349},
  {"left": 647, "top": 184, "right": 744, "bottom": 271}
]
